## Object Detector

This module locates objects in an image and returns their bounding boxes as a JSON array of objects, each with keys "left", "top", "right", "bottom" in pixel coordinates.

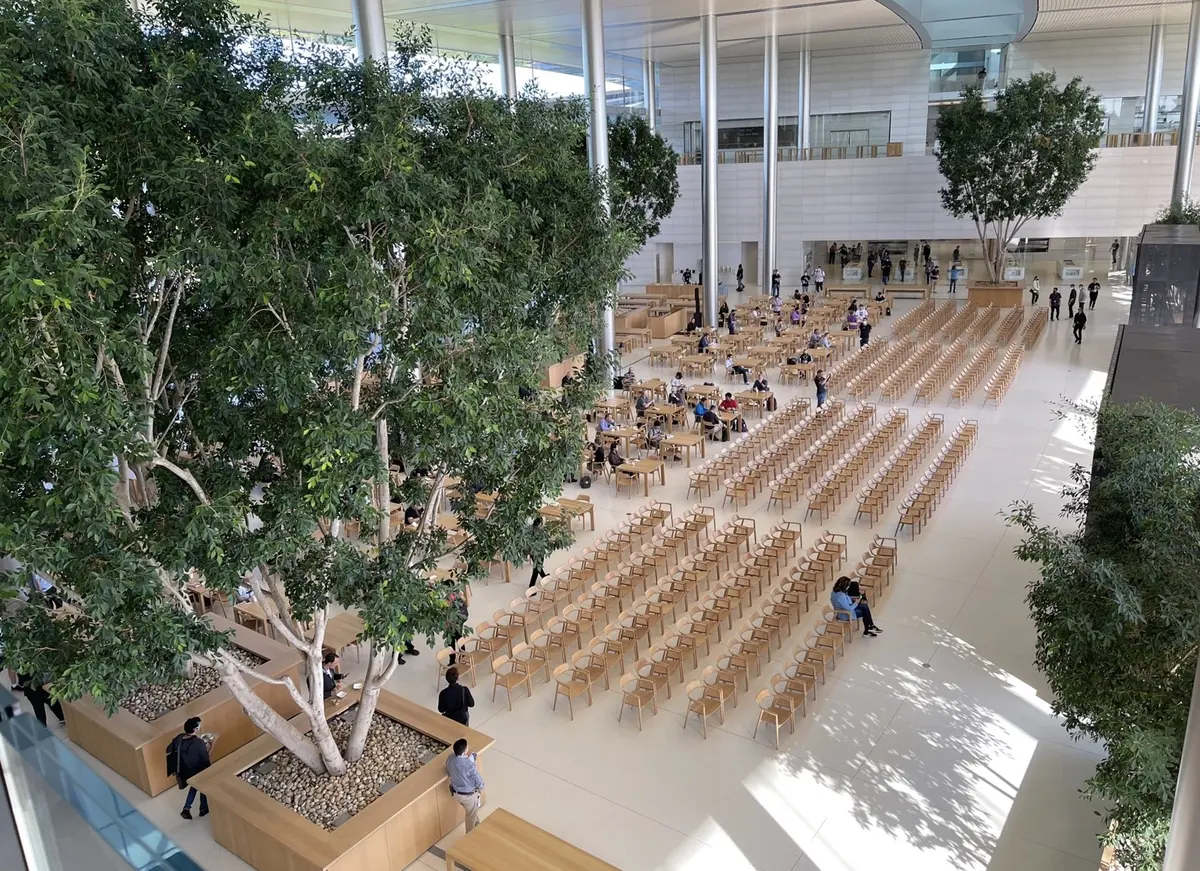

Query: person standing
[
  {"left": 828, "top": 242, "right": 837, "bottom": 265},
  {"left": 771, "top": 269, "right": 781, "bottom": 297},
  {"left": 858, "top": 319, "right": 872, "bottom": 347},
  {"left": 921, "top": 242, "right": 931, "bottom": 265},
  {"left": 1088, "top": 276, "right": 1101, "bottom": 310},
  {"left": 814, "top": 370, "right": 828, "bottom": 407},
  {"left": 446, "top": 739, "right": 485, "bottom": 834},
  {"left": 948, "top": 264, "right": 960, "bottom": 294},
  {"left": 952, "top": 244, "right": 960, "bottom": 262},
  {"left": 898, "top": 258, "right": 908, "bottom": 283},
  {"left": 800, "top": 272, "right": 810, "bottom": 295},
  {"left": 866, "top": 250, "right": 876, "bottom": 278},
  {"left": 18, "top": 674, "right": 64, "bottom": 726},
  {"left": 813, "top": 266, "right": 825, "bottom": 295},
  {"left": 168, "top": 717, "right": 212, "bottom": 819},
  {"left": 736, "top": 263, "right": 743, "bottom": 284},
  {"left": 1049, "top": 287, "right": 1062, "bottom": 321},
  {"left": 1030, "top": 276, "right": 1040, "bottom": 305},
  {"left": 681, "top": 268, "right": 692, "bottom": 284},
  {"left": 880, "top": 259, "right": 891, "bottom": 285},
  {"left": 1067, "top": 285, "right": 1077, "bottom": 318},
  {"left": 528, "top": 516, "right": 548, "bottom": 588},
  {"left": 438, "top": 668, "right": 475, "bottom": 726},
  {"left": 1111, "top": 238, "right": 1120, "bottom": 267},
  {"left": 1072, "top": 309, "right": 1087, "bottom": 344}
]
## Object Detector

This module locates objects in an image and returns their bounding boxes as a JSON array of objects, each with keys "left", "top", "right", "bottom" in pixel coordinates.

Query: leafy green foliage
[
  {"left": 1005, "top": 400, "right": 1200, "bottom": 871},
  {"left": 1155, "top": 196, "right": 1200, "bottom": 227},
  {"left": 935, "top": 73, "right": 1104, "bottom": 280},
  {"left": 607, "top": 114, "right": 680, "bottom": 247},
  {"left": 0, "top": 0, "right": 674, "bottom": 750}
]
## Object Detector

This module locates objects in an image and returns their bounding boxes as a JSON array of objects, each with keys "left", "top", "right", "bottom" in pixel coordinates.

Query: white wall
[
  {"left": 622, "top": 147, "right": 1191, "bottom": 288},
  {"left": 1008, "top": 28, "right": 1190, "bottom": 101}
]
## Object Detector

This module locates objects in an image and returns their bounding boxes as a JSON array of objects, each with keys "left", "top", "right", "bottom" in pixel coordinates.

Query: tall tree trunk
[
  {"left": 345, "top": 645, "right": 395, "bottom": 762},
  {"left": 302, "top": 639, "right": 348, "bottom": 776},
  {"left": 219, "top": 663, "right": 326, "bottom": 772},
  {"left": 376, "top": 418, "right": 391, "bottom": 544}
]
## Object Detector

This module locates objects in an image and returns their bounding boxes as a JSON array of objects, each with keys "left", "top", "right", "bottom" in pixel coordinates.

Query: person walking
[
  {"left": 438, "top": 668, "right": 475, "bottom": 726},
  {"left": 736, "top": 263, "right": 743, "bottom": 285},
  {"left": 952, "top": 244, "right": 960, "bottom": 262},
  {"left": 921, "top": 242, "right": 931, "bottom": 265},
  {"left": 168, "top": 717, "right": 212, "bottom": 819},
  {"left": 828, "top": 242, "right": 837, "bottom": 265},
  {"left": 858, "top": 319, "right": 872, "bottom": 347},
  {"left": 1030, "top": 276, "right": 1040, "bottom": 305},
  {"left": 1072, "top": 309, "right": 1087, "bottom": 344},
  {"left": 1049, "top": 287, "right": 1062, "bottom": 321},
  {"left": 528, "top": 516, "right": 548, "bottom": 588},
  {"left": 814, "top": 370, "right": 828, "bottom": 407},
  {"left": 948, "top": 264, "right": 960, "bottom": 294},
  {"left": 898, "top": 258, "right": 908, "bottom": 282},
  {"left": 771, "top": 269, "right": 781, "bottom": 297},
  {"left": 813, "top": 266, "right": 825, "bottom": 295},
  {"left": 866, "top": 250, "right": 876, "bottom": 278},
  {"left": 1088, "top": 276, "right": 1101, "bottom": 310},
  {"left": 18, "top": 674, "right": 64, "bottom": 726},
  {"left": 1111, "top": 238, "right": 1120, "bottom": 268},
  {"left": 1067, "top": 285, "right": 1077, "bottom": 318},
  {"left": 446, "top": 739, "right": 485, "bottom": 834},
  {"left": 880, "top": 259, "right": 891, "bottom": 285}
]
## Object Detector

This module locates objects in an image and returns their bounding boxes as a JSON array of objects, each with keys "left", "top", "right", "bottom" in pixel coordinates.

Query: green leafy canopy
[
  {"left": 0, "top": 0, "right": 677, "bottom": 740},
  {"left": 935, "top": 72, "right": 1104, "bottom": 280},
  {"left": 1005, "top": 399, "right": 1200, "bottom": 871}
]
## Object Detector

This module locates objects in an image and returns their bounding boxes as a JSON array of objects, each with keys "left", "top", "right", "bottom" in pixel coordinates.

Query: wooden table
[
  {"left": 635, "top": 378, "right": 666, "bottom": 400},
  {"left": 617, "top": 458, "right": 666, "bottom": 497},
  {"left": 646, "top": 403, "right": 689, "bottom": 433},
  {"left": 660, "top": 431, "right": 705, "bottom": 467},
  {"left": 594, "top": 397, "right": 631, "bottom": 422},
  {"left": 234, "top": 601, "right": 270, "bottom": 637},
  {"left": 446, "top": 808, "right": 619, "bottom": 871},
  {"left": 539, "top": 497, "right": 596, "bottom": 531},
  {"left": 737, "top": 390, "right": 772, "bottom": 418},
  {"left": 603, "top": 426, "right": 641, "bottom": 454},
  {"left": 680, "top": 354, "right": 714, "bottom": 376},
  {"left": 317, "top": 611, "right": 365, "bottom": 660}
]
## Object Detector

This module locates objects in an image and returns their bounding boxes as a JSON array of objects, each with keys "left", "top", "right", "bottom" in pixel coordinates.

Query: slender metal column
[
  {"left": 351, "top": 0, "right": 388, "bottom": 64},
  {"left": 1145, "top": 24, "right": 1166, "bottom": 136},
  {"left": 700, "top": 14, "right": 719, "bottom": 328},
  {"left": 1164, "top": 658, "right": 1200, "bottom": 871},
  {"left": 582, "top": 0, "right": 616, "bottom": 359},
  {"left": 761, "top": 34, "right": 778, "bottom": 292},
  {"left": 644, "top": 57, "right": 657, "bottom": 132},
  {"left": 799, "top": 49, "right": 811, "bottom": 151},
  {"left": 499, "top": 30, "right": 518, "bottom": 100},
  {"left": 1172, "top": 2, "right": 1200, "bottom": 206}
]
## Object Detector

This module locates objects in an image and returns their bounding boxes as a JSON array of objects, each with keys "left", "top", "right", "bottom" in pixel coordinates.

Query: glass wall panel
[{"left": 809, "top": 111, "right": 891, "bottom": 148}]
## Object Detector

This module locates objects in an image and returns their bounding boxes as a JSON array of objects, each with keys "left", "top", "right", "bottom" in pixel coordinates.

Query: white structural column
[
  {"left": 1172, "top": 1, "right": 1200, "bottom": 206},
  {"left": 644, "top": 57, "right": 658, "bottom": 133},
  {"left": 1145, "top": 24, "right": 1166, "bottom": 136},
  {"left": 1164, "top": 660, "right": 1200, "bottom": 871},
  {"left": 351, "top": 0, "right": 388, "bottom": 64},
  {"left": 499, "top": 30, "right": 518, "bottom": 100},
  {"left": 700, "top": 14, "right": 719, "bottom": 327},
  {"left": 761, "top": 33, "right": 779, "bottom": 291},
  {"left": 581, "top": 0, "right": 616, "bottom": 359},
  {"left": 798, "top": 49, "right": 811, "bottom": 151}
]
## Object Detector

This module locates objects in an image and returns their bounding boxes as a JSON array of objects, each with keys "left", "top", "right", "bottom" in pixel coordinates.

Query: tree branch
[{"left": 149, "top": 455, "right": 210, "bottom": 505}]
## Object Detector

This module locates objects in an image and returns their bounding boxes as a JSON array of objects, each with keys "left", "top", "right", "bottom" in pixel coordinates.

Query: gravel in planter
[
  {"left": 238, "top": 708, "right": 448, "bottom": 830},
  {"left": 120, "top": 647, "right": 267, "bottom": 722}
]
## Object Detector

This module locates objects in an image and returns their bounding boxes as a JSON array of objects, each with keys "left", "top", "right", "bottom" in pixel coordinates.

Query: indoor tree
[
  {"left": 935, "top": 72, "right": 1104, "bottom": 281},
  {"left": 0, "top": 0, "right": 676, "bottom": 775},
  {"left": 1005, "top": 399, "right": 1200, "bottom": 871}
]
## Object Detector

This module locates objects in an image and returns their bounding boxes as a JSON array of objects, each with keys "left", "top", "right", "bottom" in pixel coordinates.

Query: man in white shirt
[{"left": 813, "top": 267, "right": 826, "bottom": 294}]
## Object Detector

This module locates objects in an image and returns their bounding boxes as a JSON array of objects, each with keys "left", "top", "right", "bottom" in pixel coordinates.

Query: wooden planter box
[
  {"left": 967, "top": 284, "right": 1024, "bottom": 307},
  {"left": 649, "top": 308, "right": 688, "bottom": 338},
  {"left": 190, "top": 691, "right": 494, "bottom": 871},
  {"left": 62, "top": 616, "right": 302, "bottom": 796}
]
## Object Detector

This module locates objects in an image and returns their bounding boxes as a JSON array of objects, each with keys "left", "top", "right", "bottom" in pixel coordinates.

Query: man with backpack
[{"left": 167, "top": 716, "right": 212, "bottom": 819}]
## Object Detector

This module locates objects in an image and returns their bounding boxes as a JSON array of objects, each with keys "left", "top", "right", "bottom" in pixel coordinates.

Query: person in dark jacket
[
  {"left": 438, "top": 667, "right": 475, "bottom": 726},
  {"left": 321, "top": 652, "right": 344, "bottom": 700},
  {"left": 168, "top": 716, "right": 212, "bottom": 819}
]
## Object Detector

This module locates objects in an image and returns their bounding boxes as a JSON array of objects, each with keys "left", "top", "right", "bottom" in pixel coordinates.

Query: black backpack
[{"left": 579, "top": 475, "right": 592, "bottom": 490}]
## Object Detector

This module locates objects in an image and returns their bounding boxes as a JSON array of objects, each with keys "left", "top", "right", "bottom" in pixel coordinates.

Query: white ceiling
[{"left": 1028, "top": 0, "right": 1193, "bottom": 38}]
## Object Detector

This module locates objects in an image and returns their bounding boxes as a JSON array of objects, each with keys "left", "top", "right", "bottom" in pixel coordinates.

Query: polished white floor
[{"left": 17, "top": 262, "right": 1122, "bottom": 871}]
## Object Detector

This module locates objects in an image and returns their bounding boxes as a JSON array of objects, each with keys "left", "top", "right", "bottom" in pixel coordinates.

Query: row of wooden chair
[
  {"left": 912, "top": 338, "right": 969, "bottom": 404},
  {"left": 936, "top": 301, "right": 979, "bottom": 343},
  {"left": 805, "top": 409, "right": 910, "bottom": 520},
  {"left": 721, "top": 402, "right": 854, "bottom": 508},
  {"left": 983, "top": 346, "right": 1023, "bottom": 408},
  {"left": 684, "top": 396, "right": 813, "bottom": 491},
  {"left": 967, "top": 304, "right": 999, "bottom": 344},
  {"left": 948, "top": 344, "right": 999, "bottom": 405},
  {"left": 853, "top": 413, "right": 945, "bottom": 524},
  {"left": 888, "top": 299, "right": 936, "bottom": 340},
  {"left": 994, "top": 307, "right": 1025, "bottom": 345},
  {"left": 843, "top": 339, "right": 919, "bottom": 398},
  {"left": 766, "top": 404, "right": 879, "bottom": 511},
  {"left": 823, "top": 339, "right": 896, "bottom": 393},
  {"left": 895, "top": 420, "right": 980, "bottom": 538},
  {"left": 875, "top": 340, "right": 942, "bottom": 401},
  {"left": 914, "top": 302, "right": 956, "bottom": 342},
  {"left": 1022, "top": 312, "right": 1047, "bottom": 349}
]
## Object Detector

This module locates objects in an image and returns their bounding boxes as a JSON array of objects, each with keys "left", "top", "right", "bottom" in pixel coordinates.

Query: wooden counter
[
  {"left": 62, "top": 616, "right": 302, "bottom": 796},
  {"left": 614, "top": 306, "right": 649, "bottom": 331},
  {"left": 542, "top": 353, "right": 585, "bottom": 388},
  {"left": 646, "top": 283, "right": 694, "bottom": 299},
  {"left": 444, "top": 808, "right": 620, "bottom": 871},
  {"left": 967, "top": 285, "right": 1024, "bottom": 307},
  {"left": 190, "top": 690, "right": 495, "bottom": 871},
  {"left": 824, "top": 285, "right": 872, "bottom": 300},
  {"left": 648, "top": 308, "right": 689, "bottom": 338}
]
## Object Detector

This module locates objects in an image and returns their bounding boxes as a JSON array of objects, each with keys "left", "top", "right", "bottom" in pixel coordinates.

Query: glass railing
[
  {"left": 0, "top": 686, "right": 202, "bottom": 871},
  {"left": 677, "top": 143, "right": 904, "bottom": 165}
]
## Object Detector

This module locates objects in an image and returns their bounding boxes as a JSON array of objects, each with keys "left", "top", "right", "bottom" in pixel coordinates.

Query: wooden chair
[
  {"left": 491, "top": 654, "right": 532, "bottom": 711},
  {"left": 551, "top": 663, "right": 593, "bottom": 720},
  {"left": 571, "top": 648, "right": 611, "bottom": 692},
  {"left": 618, "top": 674, "right": 658, "bottom": 731},
  {"left": 683, "top": 679, "right": 725, "bottom": 739},
  {"left": 754, "top": 689, "right": 797, "bottom": 749}
]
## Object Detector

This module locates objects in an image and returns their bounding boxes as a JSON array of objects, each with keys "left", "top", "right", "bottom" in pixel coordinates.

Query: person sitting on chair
[
  {"left": 701, "top": 407, "right": 722, "bottom": 439},
  {"left": 597, "top": 413, "right": 615, "bottom": 433},
  {"left": 719, "top": 392, "right": 739, "bottom": 412},
  {"left": 831, "top": 577, "right": 881, "bottom": 637},
  {"left": 646, "top": 421, "right": 665, "bottom": 450},
  {"left": 608, "top": 443, "right": 625, "bottom": 468}
]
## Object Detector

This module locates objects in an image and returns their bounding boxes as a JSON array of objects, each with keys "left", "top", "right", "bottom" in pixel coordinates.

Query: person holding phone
[
  {"left": 831, "top": 577, "right": 881, "bottom": 637},
  {"left": 446, "top": 739, "right": 485, "bottom": 833}
]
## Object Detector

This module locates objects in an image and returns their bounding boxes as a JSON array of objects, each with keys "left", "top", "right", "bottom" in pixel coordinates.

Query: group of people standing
[{"left": 1038, "top": 276, "right": 1100, "bottom": 344}]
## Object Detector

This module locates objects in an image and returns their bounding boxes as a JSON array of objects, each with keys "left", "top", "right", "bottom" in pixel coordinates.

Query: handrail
[{"left": 678, "top": 142, "right": 904, "bottom": 165}]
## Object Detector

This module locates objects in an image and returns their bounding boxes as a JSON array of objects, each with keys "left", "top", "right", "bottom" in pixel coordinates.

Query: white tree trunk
[
  {"left": 302, "top": 639, "right": 348, "bottom": 776},
  {"left": 345, "top": 645, "right": 394, "bottom": 762},
  {"left": 376, "top": 418, "right": 391, "bottom": 544},
  {"left": 219, "top": 663, "right": 326, "bottom": 772}
]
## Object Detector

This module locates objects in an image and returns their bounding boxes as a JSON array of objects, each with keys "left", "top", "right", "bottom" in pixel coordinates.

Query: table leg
[
  {"left": 643, "top": 473, "right": 650, "bottom": 498},
  {"left": 685, "top": 447, "right": 691, "bottom": 468},
  {"left": 446, "top": 851, "right": 455, "bottom": 871}
]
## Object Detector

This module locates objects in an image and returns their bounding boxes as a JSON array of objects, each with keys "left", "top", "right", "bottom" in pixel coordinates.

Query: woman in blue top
[{"left": 831, "top": 577, "right": 880, "bottom": 637}]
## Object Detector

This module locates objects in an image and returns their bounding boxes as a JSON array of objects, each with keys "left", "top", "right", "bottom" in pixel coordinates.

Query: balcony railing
[
  {"left": 1101, "top": 130, "right": 1180, "bottom": 147},
  {"left": 678, "top": 143, "right": 903, "bottom": 165}
]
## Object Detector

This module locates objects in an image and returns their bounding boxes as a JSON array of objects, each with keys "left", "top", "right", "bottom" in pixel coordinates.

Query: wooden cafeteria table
[
  {"left": 617, "top": 457, "right": 666, "bottom": 497},
  {"left": 660, "top": 431, "right": 704, "bottom": 466},
  {"left": 316, "top": 611, "right": 364, "bottom": 659},
  {"left": 736, "top": 390, "right": 772, "bottom": 417},
  {"left": 602, "top": 426, "right": 641, "bottom": 454},
  {"left": 445, "top": 808, "right": 619, "bottom": 871},
  {"left": 645, "top": 403, "right": 689, "bottom": 432},
  {"left": 539, "top": 497, "right": 596, "bottom": 531}
]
